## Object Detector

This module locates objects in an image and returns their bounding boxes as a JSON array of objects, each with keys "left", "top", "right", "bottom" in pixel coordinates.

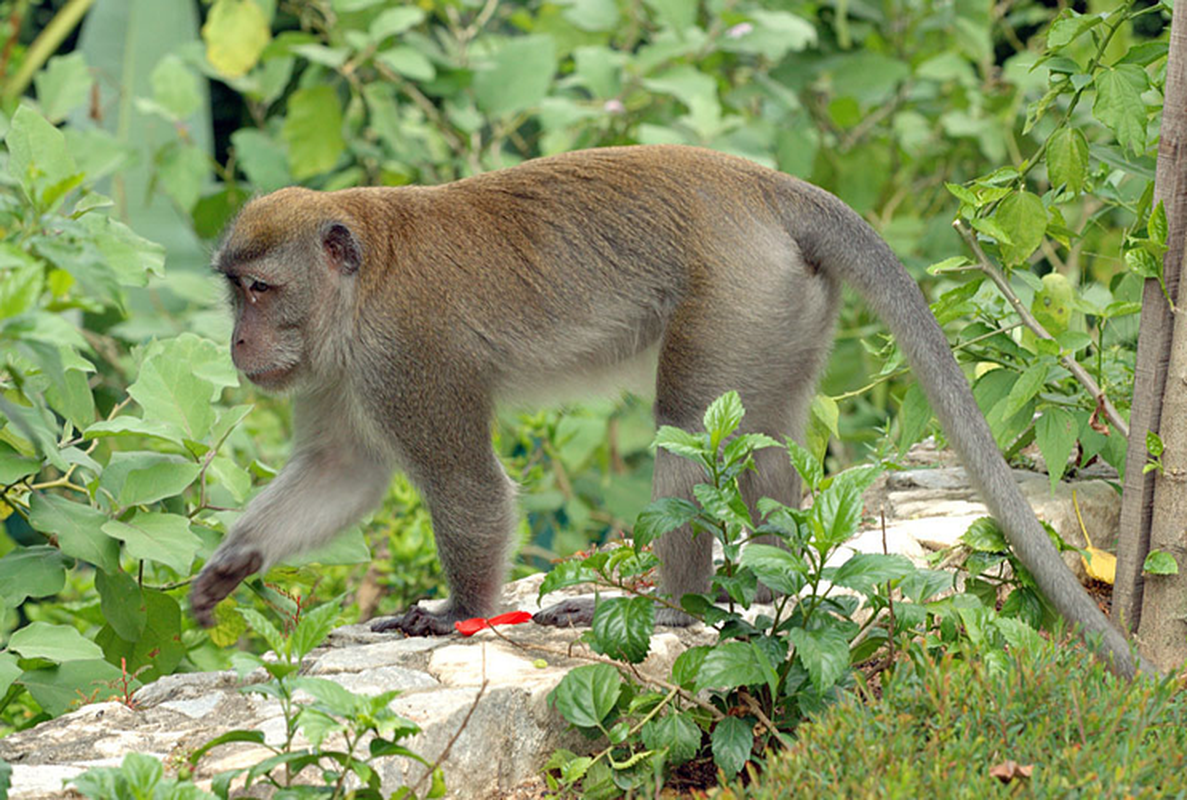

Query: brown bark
[{"left": 1115, "top": 5, "right": 1187, "bottom": 635}]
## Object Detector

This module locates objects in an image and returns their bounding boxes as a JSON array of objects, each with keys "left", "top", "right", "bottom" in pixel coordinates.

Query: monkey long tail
[{"left": 782, "top": 180, "right": 1146, "bottom": 678}]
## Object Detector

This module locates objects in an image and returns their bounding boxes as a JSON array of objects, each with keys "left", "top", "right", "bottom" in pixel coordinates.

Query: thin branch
[{"left": 954, "top": 220, "right": 1130, "bottom": 438}]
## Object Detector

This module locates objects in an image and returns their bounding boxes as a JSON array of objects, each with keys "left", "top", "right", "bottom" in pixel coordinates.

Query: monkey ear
[{"left": 321, "top": 223, "right": 362, "bottom": 275}]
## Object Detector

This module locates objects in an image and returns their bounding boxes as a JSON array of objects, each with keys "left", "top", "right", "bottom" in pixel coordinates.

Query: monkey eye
[{"left": 250, "top": 280, "right": 269, "bottom": 293}]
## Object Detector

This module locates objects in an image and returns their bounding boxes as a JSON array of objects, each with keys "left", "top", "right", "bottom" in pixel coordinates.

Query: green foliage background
[{"left": 0, "top": 0, "right": 1170, "bottom": 738}]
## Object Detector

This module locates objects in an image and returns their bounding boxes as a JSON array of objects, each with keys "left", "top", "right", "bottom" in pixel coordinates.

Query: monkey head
[{"left": 214, "top": 188, "right": 364, "bottom": 394}]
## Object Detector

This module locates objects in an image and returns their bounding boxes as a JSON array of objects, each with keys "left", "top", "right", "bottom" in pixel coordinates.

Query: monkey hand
[
  {"left": 371, "top": 605, "right": 460, "bottom": 637},
  {"left": 533, "top": 597, "right": 698, "bottom": 628},
  {"left": 190, "top": 547, "right": 264, "bottom": 628}
]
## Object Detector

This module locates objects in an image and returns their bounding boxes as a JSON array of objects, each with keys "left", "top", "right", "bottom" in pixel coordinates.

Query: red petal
[
  {"left": 488, "top": 611, "right": 533, "bottom": 626},
  {"left": 454, "top": 617, "right": 489, "bottom": 636}
]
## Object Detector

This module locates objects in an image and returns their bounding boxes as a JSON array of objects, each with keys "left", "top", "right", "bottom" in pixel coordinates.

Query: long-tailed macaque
[{"left": 190, "top": 145, "right": 1136, "bottom": 675}]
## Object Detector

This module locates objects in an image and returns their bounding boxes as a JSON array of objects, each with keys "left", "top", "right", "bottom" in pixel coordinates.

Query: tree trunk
[{"left": 1115, "top": 5, "right": 1187, "bottom": 635}]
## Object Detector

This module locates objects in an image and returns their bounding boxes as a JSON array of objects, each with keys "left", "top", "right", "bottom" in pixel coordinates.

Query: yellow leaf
[
  {"left": 1082, "top": 547, "right": 1116, "bottom": 584},
  {"left": 203, "top": 0, "right": 271, "bottom": 79}
]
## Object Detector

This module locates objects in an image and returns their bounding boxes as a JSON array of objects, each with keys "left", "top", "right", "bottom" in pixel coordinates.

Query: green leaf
[
  {"left": 640, "top": 712, "right": 701, "bottom": 767},
  {"left": 812, "top": 480, "right": 863, "bottom": 551},
  {"left": 785, "top": 438, "right": 823, "bottom": 489},
  {"left": 671, "top": 645, "right": 710, "bottom": 688},
  {"left": 1127, "top": 248, "right": 1162, "bottom": 279},
  {"left": 370, "top": 6, "right": 426, "bottom": 42},
  {"left": 538, "top": 560, "right": 599, "bottom": 600},
  {"left": 632, "top": 497, "right": 698, "bottom": 548},
  {"left": 994, "top": 616, "right": 1044, "bottom": 652},
  {"left": 8, "top": 621, "right": 104, "bottom": 662},
  {"left": 150, "top": 55, "right": 202, "bottom": 119},
  {"left": 29, "top": 493, "right": 120, "bottom": 573},
  {"left": 1143, "top": 550, "right": 1179, "bottom": 576},
  {"left": 897, "top": 383, "right": 932, "bottom": 455},
  {"left": 101, "top": 453, "right": 202, "bottom": 507},
  {"left": 654, "top": 426, "right": 709, "bottom": 462},
  {"left": 697, "top": 642, "right": 765, "bottom": 690},
  {"left": 290, "top": 676, "right": 361, "bottom": 716},
  {"left": 101, "top": 511, "right": 201, "bottom": 573},
  {"left": 788, "top": 627, "right": 850, "bottom": 693},
  {"left": 693, "top": 483, "right": 752, "bottom": 529},
  {"left": 549, "top": 664, "right": 621, "bottom": 729},
  {"left": 993, "top": 191, "right": 1047, "bottom": 266},
  {"left": 1093, "top": 65, "right": 1149, "bottom": 154},
  {"left": 128, "top": 341, "right": 218, "bottom": 441},
  {"left": 703, "top": 391, "right": 744, "bottom": 446},
  {"left": 828, "top": 553, "right": 913, "bottom": 596},
  {"left": 0, "top": 546, "right": 71, "bottom": 605},
  {"left": 1149, "top": 200, "right": 1168, "bottom": 246},
  {"left": 7, "top": 104, "right": 77, "bottom": 197},
  {"left": 282, "top": 86, "right": 346, "bottom": 180},
  {"left": 238, "top": 607, "right": 289, "bottom": 659},
  {"left": 474, "top": 36, "right": 557, "bottom": 117},
  {"left": 85, "top": 416, "right": 188, "bottom": 449},
  {"left": 290, "top": 600, "right": 341, "bottom": 659},
  {"left": 231, "top": 128, "right": 291, "bottom": 194},
  {"left": 376, "top": 47, "right": 436, "bottom": 81},
  {"left": 1047, "top": 11, "right": 1103, "bottom": 49},
  {"left": 962, "top": 517, "right": 1008, "bottom": 552},
  {"left": 34, "top": 53, "right": 92, "bottom": 123},
  {"left": 0, "top": 652, "right": 21, "bottom": 699},
  {"left": 187, "top": 730, "right": 266, "bottom": 766},
  {"left": 1035, "top": 407, "right": 1077, "bottom": 490},
  {"left": 739, "top": 544, "right": 807, "bottom": 596},
  {"left": 18, "top": 659, "right": 123, "bottom": 715},
  {"left": 711, "top": 717, "right": 753, "bottom": 778},
  {"left": 95, "top": 589, "right": 184, "bottom": 683},
  {"left": 1147, "top": 430, "right": 1164, "bottom": 458},
  {"left": 203, "top": 0, "right": 271, "bottom": 78},
  {"left": 591, "top": 597, "right": 654, "bottom": 664},
  {"left": 156, "top": 142, "right": 209, "bottom": 212},
  {"left": 719, "top": 10, "right": 816, "bottom": 61},
  {"left": 95, "top": 569, "right": 147, "bottom": 641},
  {"left": 999, "top": 362, "right": 1049, "bottom": 421},
  {"left": 1047, "top": 127, "right": 1089, "bottom": 194}
]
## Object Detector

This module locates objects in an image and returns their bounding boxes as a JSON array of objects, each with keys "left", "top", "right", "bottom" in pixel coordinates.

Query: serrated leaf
[
  {"left": 711, "top": 717, "right": 753, "bottom": 778},
  {"left": 290, "top": 601, "right": 341, "bottom": 659},
  {"left": 999, "top": 362, "right": 1049, "bottom": 421},
  {"left": 1093, "top": 65, "right": 1149, "bottom": 154},
  {"left": 739, "top": 544, "right": 807, "bottom": 595},
  {"left": 788, "top": 627, "right": 849, "bottom": 693},
  {"left": 812, "top": 480, "right": 862, "bottom": 551},
  {"left": 1143, "top": 550, "right": 1179, "bottom": 576},
  {"left": 654, "top": 426, "right": 709, "bottom": 462},
  {"left": 548, "top": 664, "right": 621, "bottom": 729},
  {"left": 537, "top": 560, "right": 599, "bottom": 600},
  {"left": 703, "top": 391, "right": 744, "bottom": 445},
  {"left": 633, "top": 497, "right": 699, "bottom": 548},
  {"left": 1125, "top": 247, "right": 1162, "bottom": 279},
  {"left": 1035, "top": 407, "right": 1077, "bottom": 490},
  {"left": 591, "top": 597, "right": 653, "bottom": 663},
  {"left": 828, "top": 553, "right": 913, "bottom": 596},
  {"left": 641, "top": 713, "right": 701, "bottom": 767},
  {"left": 994, "top": 191, "right": 1047, "bottom": 266},
  {"left": 1047, "top": 127, "right": 1089, "bottom": 194},
  {"left": 963, "top": 517, "right": 1008, "bottom": 552},
  {"left": 785, "top": 438, "right": 823, "bottom": 488},
  {"left": 697, "top": 642, "right": 765, "bottom": 690}
]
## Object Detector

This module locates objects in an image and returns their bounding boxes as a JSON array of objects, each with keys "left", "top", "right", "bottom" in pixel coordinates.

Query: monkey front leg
[{"left": 190, "top": 445, "right": 391, "bottom": 627}]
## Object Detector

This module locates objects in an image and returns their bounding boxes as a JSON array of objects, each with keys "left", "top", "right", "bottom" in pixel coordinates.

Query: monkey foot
[
  {"left": 532, "top": 597, "right": 598, "bottom": 627},
  {"left": 371, "top": 605, "right": 458, "bottom": 637},
  {"left": 190, "top": 549, "right": 264, "bottom": 628}
]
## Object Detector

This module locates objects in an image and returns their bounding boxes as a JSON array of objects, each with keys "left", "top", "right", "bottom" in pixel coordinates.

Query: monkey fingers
[
  {"left": 532, "top": 597, "right": 598, "bottom": 627},
  {"left": 190, "top": 549, "right": 263, "bottom": 628},
  {"left": 371, "top": 605, "right": 459, "bottom": 637}
]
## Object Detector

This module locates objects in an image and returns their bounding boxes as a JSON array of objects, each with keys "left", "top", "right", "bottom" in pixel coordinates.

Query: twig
[
  {"left": 953, "top": 219, "right": 1129, "bottom": 438},
  {"left": 738, "top": 689, "right": 792, "bottom": 748}
]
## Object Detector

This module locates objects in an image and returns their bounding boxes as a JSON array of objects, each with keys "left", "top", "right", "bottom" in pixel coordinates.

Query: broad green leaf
[
  {"left": 156, "top": 142, "right": 208, "bottom": 212},
  {"left": 18, "top": 659, "right": 123, "bottom": 715},
  {"left": 632, "top": 497, "right": 698, "bottom": 548},
  {"left": 643, "top": 0, "right": 697, "bottom": 29},
  {"left": 788, "top": 627, "right": 849, "bottom": 693},
  {"left": 8, "top": 622, "right": 104, "bottom": 662},
  {"left": 697, "top": 642, "right": 765, "bottom": 690},
  {"left": 703, "top": 391, "right": 744, "bottom": 448},
  {"left": 719, "top": 10, "right": 816, "bottom": 61},
  {"left": 1031, "top": 273, "right": 1074, "bottom": 336},
  {"left": 370, "top": 7, "right": 426, "bottom": 42},
  {"left": 290, "top": 676, "right": 361, "bottom": 716},
  {"left": 654, "top": 426, "right": 709, "bottom": 462},
  {"left": 0, "top": 442, "right": 39, "bottom": 484},
  {"left": 100, "top": 453, "right": 202, "bottom": 507},
  {"left": 993, "top": 191, "right": 1047, "bottom": 266},
  {"left": 640, "top": 712, "right": 701, "bottom": 767},
  {"left": 283, "top": 86, "right": 346, "bottom": 180},
  {"left": 643, "top": 66, "right": 721, "bottom": 138},
  {"left": 671, "top": 645, "right": 710, "bottom": 688},
  {"left": 128, "top": 340, "right": 218, "bottom": 441},
  {"left": 101, "top": 511, "right": 201, "bottom": 573},
  {"left": 1127, "top": 247, "right": 1162, "bottom": 279},
  {"left": 95, "top": 568, "right": 147, "bottom": 641},
  {"left": 999, "top": 362, "right": 1049, "bottom": 421},
  {"left": 290, "top": 600, "right": 341, "bottom": 659},
  {"left": 573, "top": 46, "right": 623, "bottom": 99},
  {"left": 1143, "top": 550, "right": 1179, "bottom": 576},
  {"left": 0, "top": 652, "right": 21, "bottom": 698},
  {"left": 29, "top": 493, "right": 120, "bottom": 573},
  {"left": 95, "top": 589, "right": 184, "bottom": 683},
  {"left": 1047, "top": 127, "right": 1089, "bottom": 194},
  {"left": 231, "top": 128, "right": 291, "bottom": 193},
  {"left": 711, "top": 717, "right": 754, "bottom": 778},
  {"left": 0, "top": 546, "right": 71, "bottom": 605},
  {"left": 591, "top": 597, "right": 654, "bottom": 664},
  {"left": 150, "top": 55, "right": 202, "bottom": 119},
  {"left": 962, "top": 517, "right": 1008, "bottom": 552},
  {"left": 1035, "top": 407, "right": 1077, "bottom": 490},
  {"left": 785, "top": 438, "right": 823, "bottom": 489},
  {"left": 7, "top": 104, "right": 77, "bottom": 196},
  {"left": 85, "top": 416, "right": 188, "bottom": 448},
  {"left": 1093, "top": 65, "right": 1149, "bottom": 155},
  {"left": 537, "top": 560, "right": 599, "bottom": 600},
  {"left": 1149, "top": 201, "right": 1168, "bottom": 245},
  {"left": 693, "top": 483, "right": 752, "bottom": 529},
  {"left": 34, "top": 53, "right": 92, "bottom": 123},
  {"left": 474, "top": 36, "right": 557, "bottom": 117},
  {"left": 812, "top": 480, "right": 862, "bottom": 551},
  {"left": 993, "top": 616, "right": 1044, "bottom": 652},
  {"left": 203, "top": 0, "right": 271, "bottom": 79},
  {"left": 376, "top": 47, "right": 435, "bottom": 81},
  {"left": 828, "top": 553, "right": 913, "bottom": 596},
  {"left": 561, "top": 0, "right": 620, "bottom": 31},
  {"left": 548, "top": 664, "right": 621, "bottom": 729},
  {"left": 739, "top": 544, "right": 807, "bottom": 596}
]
